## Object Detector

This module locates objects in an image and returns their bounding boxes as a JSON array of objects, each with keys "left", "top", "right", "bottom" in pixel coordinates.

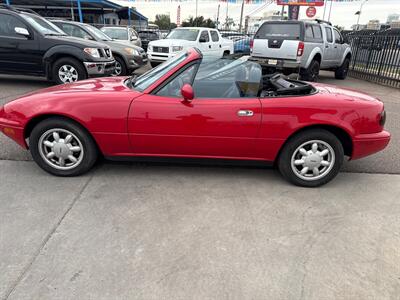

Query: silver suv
[{"left": 250, "top": 20, "right": 352, "bottom": 81}]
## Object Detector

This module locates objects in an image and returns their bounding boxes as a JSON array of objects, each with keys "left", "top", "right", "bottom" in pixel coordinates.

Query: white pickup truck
[{"left": 147, "top": 27, "right": 234, "bottom": 67}]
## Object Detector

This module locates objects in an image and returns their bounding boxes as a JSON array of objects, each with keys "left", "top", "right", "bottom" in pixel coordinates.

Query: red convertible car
[{"left": 0, "top": 48, "right": 390, "bottom": 187}]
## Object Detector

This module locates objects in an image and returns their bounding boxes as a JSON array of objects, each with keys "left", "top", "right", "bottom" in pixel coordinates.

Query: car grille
[
  {"left": 153, "top": 46, "right": 169, "bottom": 53},
  {"left": 102, "top": 48, "right": 112, "bottom": 58}
]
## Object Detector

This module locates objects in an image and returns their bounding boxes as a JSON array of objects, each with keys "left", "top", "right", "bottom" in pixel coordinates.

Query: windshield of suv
[
  {"left": 21, "top": 14, "right": 66, "bottom": 36},
  {"left": 256, "top": 23, "right": 301, "bottom": 40},
  {"left": 84, "top": 24, "right": 112, "bottom": 41},
  {"left": 132, "top": 51, "right": 189, "bottom": 92},
  {"left": 101, "top": 27, "right": 128, "bottom": 40},
  {"left": 166, "top": 29, "right": 199, "bottom": 41},
  {"left": 138, "top": 31, "right": 159, "bottom": 39}
]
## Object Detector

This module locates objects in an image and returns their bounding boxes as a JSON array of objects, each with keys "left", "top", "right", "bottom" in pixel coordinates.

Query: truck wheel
[
  {"left": 53, "top": 57, "right": 87, "bottom": 85},
  {"left": 113, "top": 56, "right": 127, "bottom": 76},
  {"left": 300, "top": 59, "right": 320, "bottom": 82},
  {"left": 278, "top": 129, "right": 344, "bottom": 187},
  {"left": 335, "top": 58, "right": 350, "bottom": 80}
]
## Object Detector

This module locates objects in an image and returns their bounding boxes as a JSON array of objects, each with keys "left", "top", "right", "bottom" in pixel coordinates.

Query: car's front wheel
[
  {"left": 52, "top": 58, "right": 87, "bottom": 85},
  {"left": 278, "top": 129, "right": 344, "bottom": 187},
  {"left": 29, "top": 117, "right": 98, "bottom": 176}
]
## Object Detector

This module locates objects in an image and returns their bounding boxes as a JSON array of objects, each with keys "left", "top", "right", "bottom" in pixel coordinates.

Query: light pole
[{"left": 356, "top": 0, "right": 368, "bottom": 29}]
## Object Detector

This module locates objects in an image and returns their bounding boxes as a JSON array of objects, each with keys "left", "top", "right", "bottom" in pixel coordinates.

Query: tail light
[
  {"left": 297, "top": 42, "right": 304, "bottom": 56},
  {"left": 250, "top": 39, "right": 254, "bottom": 53},
  {"left": 379, "top": 110, "right": 386, "bottom": 127}
]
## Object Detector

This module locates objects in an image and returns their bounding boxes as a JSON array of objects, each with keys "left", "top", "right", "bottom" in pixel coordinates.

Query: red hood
[
  {"left": 313, "top": 83, "right": 379, "bottom": 102},
  {"left": 21, "top": 76, "right": 134, "bottom": 98}
]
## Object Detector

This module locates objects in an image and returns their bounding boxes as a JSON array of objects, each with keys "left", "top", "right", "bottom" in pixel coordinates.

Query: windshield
[
  {"left": 21, "top": 14, "right": 66, "bottom": 36},
  {"left": 101, "top": 27, "right": 128, "bottom": 40},
  {"left": 256, "top": 23, "right": 301, "bottom": 40},
  {"left": 138, "top": 31, "right": 158, "bottom": 39},
  {"left": 166, "top": 29, "right": 199, "bottom": 41},
  {"left": 84, "top": 24, "right": 111, "bottom": 41},
  {"left": 133, "top": 51, "right": 189, "bottom": 92}
]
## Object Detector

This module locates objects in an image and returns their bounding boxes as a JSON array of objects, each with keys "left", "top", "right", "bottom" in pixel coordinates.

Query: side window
[
  {"left": 325, "top": 27, "right": 333, "bottom": 43},
  {"left": 312, "top": 25, "right": 322, "bottom": 40},
  {"left": 0, "top": 14, "right": 28, "bottom": 38},
  {"left": 210, "top": 31, "right": 219, "bottom": 42},
  {"left": 305, "top": 24, "right": 314, "bottom": 40},
  {"left": 199, "top": 30, "right": 210, "bottom": 42},
  {"left": 334, "top": 29, "right": 343, "bottom": 44},
  {"left": 60, "top": 24, "right": 91, "bottom": 39},
  {"left": 156, "top": 64, "right": 197, "bottom": 98}
]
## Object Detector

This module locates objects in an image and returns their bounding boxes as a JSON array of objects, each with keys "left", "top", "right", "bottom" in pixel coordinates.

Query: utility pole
[
  {"left": 322, "top": 0, "right": 327, "bottom": 20},
  {"left": 216, "top": 4, "right": 220, "bottom": 30},
  {"left": 356, "top": 0, "right": 368, "bottom": 29},
  {"left": 225, "top": 0, "right": 229, "bottom": 30},
  {"left": 239, "top": 0, "right": 245, "bottom": 33},
  {"left": 195, "top": 0, "right": 198, "bottom": 21},
  {"left": 281, "top": 5, "right": 285, "bottom": 20},
  {"left": 70, "top": 0, "right": 75, "bottom": 21},
  {"left": 328, "top": 0, "right": 333, "bottom": 22}
]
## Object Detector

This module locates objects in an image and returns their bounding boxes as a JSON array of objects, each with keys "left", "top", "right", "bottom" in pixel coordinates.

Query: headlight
[
  {"left": 124, "top": 47, "right": 139, "bottom": 55},
  {"left": 83, "top": 48, "right": 100, "bottom": 58},
  {"left": 172, "top": 46, "right": 183, "bottom": 52},
  {"left": 148, "top": 45, "right": 153, "bottom": 51}
]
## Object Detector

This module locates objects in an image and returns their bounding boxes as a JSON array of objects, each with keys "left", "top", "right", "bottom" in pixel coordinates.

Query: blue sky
[{"left": 112, "top": 0, "right": 399, "bottom": 29}]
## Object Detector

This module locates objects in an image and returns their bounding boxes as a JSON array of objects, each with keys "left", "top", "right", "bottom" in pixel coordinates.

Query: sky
[{"left": 112, "top": 0, "right": 400, "bottom": 30}]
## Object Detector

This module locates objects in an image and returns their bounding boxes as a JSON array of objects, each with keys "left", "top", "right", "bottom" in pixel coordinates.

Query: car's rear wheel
[
  {"left": 29, "top": 117, "right": 98, "bottom": 176},
  {"left": 53, "top": 58, "right": 87, "bottom": 85},
  {"left": 278, "top": 129, "right": 344, "bottom": 187},
  {"left": 300, "top": 59, "right": 320, "bottom": 82},
  {"left": 113, "top": 56, "right": 127, "bottom": 76},
  {"left": 335, "top": 57, "right": 350, "bottom": 80}
]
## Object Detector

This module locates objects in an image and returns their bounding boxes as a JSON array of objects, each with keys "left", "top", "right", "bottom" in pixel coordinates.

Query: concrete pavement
[{"left": 1, "top": 160, "right": 400, "bottom": 300}]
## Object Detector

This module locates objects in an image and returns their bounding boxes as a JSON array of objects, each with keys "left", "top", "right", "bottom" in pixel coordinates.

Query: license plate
[{"left": 268, "top": 59, "right": 278, "bottom": 65}]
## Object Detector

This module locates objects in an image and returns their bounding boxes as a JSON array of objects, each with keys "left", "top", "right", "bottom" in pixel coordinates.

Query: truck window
[
  {"left": 334, "top": 29, "right": 343, "bottom": 44},
  {"left": 199, "top": 30, "right": 210, "bottom": 42},
  {"left": 210, "top": 31, "right": 219, "bottom": 42},
  {"left": 325, "top": 27, "right": 333, "bottom": 43},
  {"left": 312, "top": 25, "right": 322, "bottom": 40},
  {"left": 0, "top": 14, "right": 28, "bottom": 38},
  {"left": 256, "top": 23, "right": 301, "bottom": 40},
  {"left": 305, "top": 24, "right": 314, "bottom": 39}
]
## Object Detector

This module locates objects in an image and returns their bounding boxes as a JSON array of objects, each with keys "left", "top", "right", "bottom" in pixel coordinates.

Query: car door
[
  {"left": 210, "top": 30, "right": 222, "bottom": 57},
  {"left": 197, "top": 30, "right": 213, "bottom": 57},
  {"left": 323, "top": 27, "right": 335, "bottom": 67},
  {"left": 0, "top": 13, "right": 41, "bottom": 74},
  {"left": 333, "top": 29, "right": 345, "bottom": 66},
  {"left": 128, "top": 63, "right": 262, "bottom": 158}
]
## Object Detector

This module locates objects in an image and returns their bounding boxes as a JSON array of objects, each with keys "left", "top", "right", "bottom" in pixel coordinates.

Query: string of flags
[{"left": 118, "top": 0, "right": 361, "bottom": 3}]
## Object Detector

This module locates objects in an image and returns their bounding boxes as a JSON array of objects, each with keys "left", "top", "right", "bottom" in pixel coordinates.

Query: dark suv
[{"left": 0, "top": 5, "right": 115, "bottom": 84}]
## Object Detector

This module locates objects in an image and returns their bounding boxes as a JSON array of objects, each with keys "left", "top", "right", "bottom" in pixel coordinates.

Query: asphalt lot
[
  {"left": 0, "top": 69, "right": 399, "bottom": 174},
  {"left": 1, "top": 70, "right": 400, "bottom": 300}
]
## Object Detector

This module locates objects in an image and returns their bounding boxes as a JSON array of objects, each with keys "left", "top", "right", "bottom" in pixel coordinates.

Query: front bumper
[
  {"left": 0, "top": 117, "right": 26, "bottom": 149},
  {"left": 351, "top": 130, "right": 391, "bottom": 160},
  {"left": 148, "top": 52, "right": 175, "bottom": 63},
  {"left": 249, "top": 56, "right": 300, "bottom": 69},
  {"left": 127, "top": 53, "right": 148, "bottom": 71},
  {"left": 83, "top": 60, "right": 115, "bottom": 77}
]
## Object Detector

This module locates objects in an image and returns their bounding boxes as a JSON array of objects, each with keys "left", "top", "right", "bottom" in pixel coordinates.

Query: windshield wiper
[{"left": 126, "top": 74, "right": 138, "bottom": 88}]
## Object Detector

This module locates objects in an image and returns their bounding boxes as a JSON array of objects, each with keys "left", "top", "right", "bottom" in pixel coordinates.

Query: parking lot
[{"left": 1, "top": 70, "right": 400, "bottom": 300}]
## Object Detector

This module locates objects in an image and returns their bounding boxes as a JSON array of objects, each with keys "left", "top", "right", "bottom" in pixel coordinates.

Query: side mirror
[
  {"left": 199, "top": 38, "right": 207, "bottom": 43},
  {"left": 15, "top": 27, "right": 30, "bottom": 37},
  {"left": 181, "top": 84, "right": 194, "bottom": 102}
]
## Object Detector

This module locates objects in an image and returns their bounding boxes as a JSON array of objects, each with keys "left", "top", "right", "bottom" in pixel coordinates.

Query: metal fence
[{"left": 344, "top": 29, "right": 400, "bottom": 88}]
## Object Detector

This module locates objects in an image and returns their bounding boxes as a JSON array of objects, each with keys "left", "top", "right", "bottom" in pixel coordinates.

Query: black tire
[
  {"left": 52, "top": 57, "right": 87, "bottom": 85},
  {"left": 113, "top": 56, "right": 128, "bottom": 76},
  {"left": 278, "top": 129, "right": 344, "bottom": 187},
  {"left": 150, "top": 61, "right": 160, "bottom": 68},
  {"left": 335, "top": 58, "right": 350, "bottom": 80},
  {"left": 29, "top": 117, "right": 98, "bottom": 177},
  {"left": 300, "top": 59, "right": 320, "bottom": 82}
]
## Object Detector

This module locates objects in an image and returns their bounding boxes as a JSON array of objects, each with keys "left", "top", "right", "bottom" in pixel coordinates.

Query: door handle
[
  {"left": 209, "top": 45, "right": 211, "bottom": 49},
  {"left": 237, "top": 110, "right": 254, "bottom": 117}
]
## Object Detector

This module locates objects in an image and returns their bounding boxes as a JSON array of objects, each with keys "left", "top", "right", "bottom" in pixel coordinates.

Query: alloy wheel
[
  {"left": 290, "top": 140, "right": 335, "bottom": 181},
  {"left": 113, "top": 60, "right": 122, "bottom": 76},
  {"left": 38, "top": 128, "right": 84, "bottom": 170},
  {"left": 58, "top": 65, "right": 78, "bottom": 83}
]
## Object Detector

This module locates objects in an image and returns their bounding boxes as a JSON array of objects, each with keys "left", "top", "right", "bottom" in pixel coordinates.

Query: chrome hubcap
[
  {"left": 113, "top": 61, "right": 122, "bottom": 76},
  {"left": 38, "top": 129, "right": 84, "bottom": 170},
  {"left": 59, "top": 65, "right": 78, "bottom": 83},
  {"left": 291, "top": 140, "right": 335, "bottom": 181}
]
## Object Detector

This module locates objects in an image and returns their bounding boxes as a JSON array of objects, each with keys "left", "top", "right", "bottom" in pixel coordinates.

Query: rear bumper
[
  {"left": 83, "top": 60, "right": 115, "bottom": 77},
  {"left": 249, "top": 56, "right": 300, "bottom": 69},
  {"left": 351, "top": 130, "right": 391, "bottom": 160}
]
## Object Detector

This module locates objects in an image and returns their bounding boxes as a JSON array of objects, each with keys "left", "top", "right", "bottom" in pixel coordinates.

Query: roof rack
[
  {"left": 0, "top": 4, "right": 39, "bottom": 15},
  {"left": 314, "top": 19, "right": 332, "bottom": 26}
]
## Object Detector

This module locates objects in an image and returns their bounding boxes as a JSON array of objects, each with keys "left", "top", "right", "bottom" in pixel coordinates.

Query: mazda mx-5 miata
[{"left": 0, "top": 48, "right": 390, "bottom": 187}]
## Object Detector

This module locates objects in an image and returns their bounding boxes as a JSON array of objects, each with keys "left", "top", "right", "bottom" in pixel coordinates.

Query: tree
[
  {"left": 181, "top": 16, "right": 216, "bottom": 28},
  {"left": 153, "top": 14, "right": 176, "bottom": 30}
]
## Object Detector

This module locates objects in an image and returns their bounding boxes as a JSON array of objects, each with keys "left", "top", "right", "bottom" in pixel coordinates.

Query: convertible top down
[{"left": 0, "top": 48, "right": 390, "bottom": 187}]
